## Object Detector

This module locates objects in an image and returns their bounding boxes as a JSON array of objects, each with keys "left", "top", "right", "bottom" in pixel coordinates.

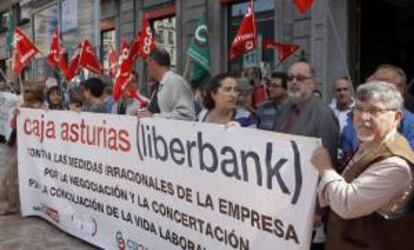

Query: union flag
[
  {"left": 12, "top": 27, "right": 39, "bottom": 75},
  {"left": 229, "top": 1, "right": 257, "bottom": 60}
]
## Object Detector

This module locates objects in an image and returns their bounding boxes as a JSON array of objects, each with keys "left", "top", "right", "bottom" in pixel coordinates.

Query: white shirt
[{"left": 329, "top": 98, "right": 355, "bottom": 134}]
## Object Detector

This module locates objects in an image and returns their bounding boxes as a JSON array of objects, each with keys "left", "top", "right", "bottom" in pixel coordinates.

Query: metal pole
[
  {"left": 0, "top": 68, "right": 9, "bottom": 82},
  {"left": 93, "top": 0, "right": 101, "bottom": 57}
]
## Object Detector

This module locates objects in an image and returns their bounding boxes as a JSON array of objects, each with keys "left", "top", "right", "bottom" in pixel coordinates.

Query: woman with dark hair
[
  {"left": 198, "top": 73, "right": 256, "bottom": 127},
  {"left": 46, "top": 85, "right": 63, "bottom": 110}
]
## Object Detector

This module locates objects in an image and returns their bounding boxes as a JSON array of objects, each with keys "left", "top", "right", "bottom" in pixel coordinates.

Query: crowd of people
[{"left": 1, "top": 47, "right": 414, "bottom": 250}]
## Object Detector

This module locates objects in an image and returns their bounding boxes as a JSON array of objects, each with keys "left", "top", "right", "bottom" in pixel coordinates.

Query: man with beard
[
  {"left": 274, "top": 61, "right": 339, "bottom": 161},
  {"left": 273, "top": 60, "right": 339, "bottom": 250},
  {"left": 312, "top": 81, "right": 414, "bottom": 250}
]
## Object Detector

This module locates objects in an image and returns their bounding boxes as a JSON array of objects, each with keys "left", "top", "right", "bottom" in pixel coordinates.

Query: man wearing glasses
[
  {"left": 340, "top": 65, "right": 414, "bottom": 164},
  {"left": 273, "top": 61, "right": 339, "bottom": 162},
  {"left": 257, "top": 71, "right": 289, "bottom": 130},
  {"left": 273, "top": 60, "right": 339, "bottom": 250},
  {"left": 312, "top": 81, "right": 414, "bottom": 250}
]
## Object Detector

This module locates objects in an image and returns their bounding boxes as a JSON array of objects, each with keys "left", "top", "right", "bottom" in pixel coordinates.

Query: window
[
  {"left": 19, "top": 1, "right": 31, "bottom": 25},
  {"left": 228, "top": 0, "right": 275, "bottom": 76},
  {"left": 0, "top": 13, "right": 8, "bottom": 33},
  {"left": 32, "top": 4, "right": 59, "bottom": 81},
  {"left": 157, "top": 30, "right": 165, "bottom": 43},
  {"left": 101, "top": 29, "right": 116, "bottom": 76},
  {"left": 33, "top": 4, "right": 59, "bottom": 55},
  {"left": 152, "top": 16, "right": 176, "bottom": 69},
  {"left": 168, "top": 31, "right": 174, "bottom": 44},
  {"left": 144, "top": 2, "right": 176, "bottom": 69}
]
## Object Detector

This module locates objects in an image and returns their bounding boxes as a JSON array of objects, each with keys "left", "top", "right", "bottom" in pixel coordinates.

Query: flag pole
[
  {"left": 6, "top": 79, "right": 17, "bottom": 93},
  {"left": 272, "top": 61, "right": 284, "bottom": 72},
  {"left": 0, "top": 67, "right": 18, "bottom": 93},
  {"left": 18, "top": 74, "right": 24, "bottom": 93},
  {"left": 183, "top": 58, "right": 191, "bottom": 80},
  {"left": 0, "top": 68, "right": 8, "bottom": 81},
  {"left": 38, "top": 49, "right": 66, "bottom": 82}
]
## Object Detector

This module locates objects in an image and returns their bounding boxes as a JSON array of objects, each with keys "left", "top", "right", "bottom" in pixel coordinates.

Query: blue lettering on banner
[{"left": 136, "top": 121, "right": 303, "bottom": 205}]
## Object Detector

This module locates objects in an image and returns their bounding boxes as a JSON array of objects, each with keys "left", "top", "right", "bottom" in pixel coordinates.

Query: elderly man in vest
[{"left": 311, "top": 81, "right": 414, "bottom": 250}]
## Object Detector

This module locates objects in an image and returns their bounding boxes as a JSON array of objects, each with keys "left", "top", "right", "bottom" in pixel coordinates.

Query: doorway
[
  {"left": 352, "top": 0, "right": 414, "bottom": 111},
  {"left": 354, "top": 0, "right": 414, "bottom": 88}
]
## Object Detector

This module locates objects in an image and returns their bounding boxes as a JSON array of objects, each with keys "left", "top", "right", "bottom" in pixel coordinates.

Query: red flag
[
  {"left": 138, "top": 14, "right": 156, "bottom": 61},
  {"left": 278, "top": 43, "right": 300, "bottom": 61},
  {"left": 118, "top": 41, "right": 133, "bottom": 76},
  {"left": 127, "top": 85, "right": 148, "bottom": 108},
  {"left": 48, "top": 27, "right": 69, "bottom": 74},
  {"left": 129, "top": 34, "right": 141, "bottom": 63},
  {"left": 107, "top": 44, "right": 119, "bottom": 78},
  {"left": 113, "top": 42, "right": 133, "bottom": 102},
  {"left": 229, "top": 1, "right": 257, "bottom": 60},
  {"left": 64, "top": 44, "right": 81, "bottom": 81},
  {"left": 12, "top": 27, "right": 39, "bottom": 75},
  {"left": 262, "top": 39, "right": 300, "bottom": 62},
  {"left": 293, "top": 0, "right": 314, "bottom": 14},
  {"left": 79, "top": 40, "right": 103, "bottom": 75},
  {"left": 47, "top": 27, "right": 61, "bottom": 70}
]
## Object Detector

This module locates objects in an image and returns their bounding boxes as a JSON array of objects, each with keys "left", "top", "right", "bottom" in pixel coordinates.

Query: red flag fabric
[
  {"left": 113, "top": 42, "right": 133, "bottom": 102},
  {"left": 64, "top": 44, "right": 81, "bottom": 81},
  {"left": 118, "top": 41, "right": 133, "bottom": 76},
  {"left": 138, "top": 14, "right": 156, "bottom": 61},
  {"left": 47, "top": 27, "right": 69, "bottom": 74},
  {"left": 107, "top": 44, "right": 119, "bottom": 78},
  {"left": 47, "top": 27, "right": 61, "bottom": 70},
  {"left": 278, "top": 43, "right": 300, "bottom": 61},
  {"left": 79, "top": 40, "right": 103, "bottom": 75},
  {"left": 293, "top": 0, "right": 314, "bottom": 14},
  {"left": 12, "top": 27, "right": 39, "bottom": 75},
  {"left": 229, "top": 1, "right": 257, "bottom": 60},
  {"left": 262, "top": 39, "right": 300, "bottom": 62},
  {"left": 124, "top": 83, "right": 148, "bottom": 108},
  {"left": 129, "top": 34, "right": 141, "bottom": 63}
]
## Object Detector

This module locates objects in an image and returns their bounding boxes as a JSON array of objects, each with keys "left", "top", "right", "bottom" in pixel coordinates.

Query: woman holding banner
[{"left": 197, "top": 73, "right": 256, "bottom": 128}]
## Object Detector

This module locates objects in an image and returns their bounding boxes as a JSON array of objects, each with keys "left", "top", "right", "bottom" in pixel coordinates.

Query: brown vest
[{"left": 326, "top": 134, "right": 414, "bottom": 250}]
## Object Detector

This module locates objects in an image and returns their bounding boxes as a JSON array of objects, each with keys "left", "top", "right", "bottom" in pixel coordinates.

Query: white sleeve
[{"left": 317, "top": 157, "right": 412, "bottom": 219}]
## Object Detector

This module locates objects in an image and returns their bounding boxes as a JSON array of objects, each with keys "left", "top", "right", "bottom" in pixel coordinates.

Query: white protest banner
[
  {"left": 0, "top": 91, "right": 19, "bottom": 139},
  {"left": 18, "top": 108, "right": 319, "bottom": 250}
]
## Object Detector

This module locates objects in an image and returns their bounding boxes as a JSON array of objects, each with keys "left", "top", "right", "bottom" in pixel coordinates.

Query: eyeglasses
[
  {"left": 287, "top": 74, "right": 312, "bottom": 82},
  {"left": 353, "top": 106, "right": 397, "bottom": 117}
]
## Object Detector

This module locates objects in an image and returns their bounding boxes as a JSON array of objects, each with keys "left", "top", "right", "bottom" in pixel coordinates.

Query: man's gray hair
[{"left": 356, "top": 81, "right": 403, "bottom": 110}]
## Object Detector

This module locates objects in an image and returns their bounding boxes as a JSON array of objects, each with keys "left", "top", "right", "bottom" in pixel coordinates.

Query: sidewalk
[
  {"left": 0, "top": 143, "right": 11, "bottom": 201},
  {"left": 0, "top": 143, "right": 98, "bottom": 250},
  {"left": 0, "top": 214, "right": 98, "bottom": 250}
]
